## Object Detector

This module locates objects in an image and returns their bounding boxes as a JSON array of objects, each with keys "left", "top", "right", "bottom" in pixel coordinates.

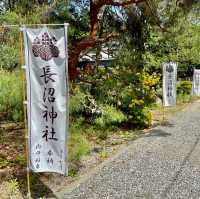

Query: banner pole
[
  {"left": 0, "top": 23, "right": 69, "bottom": 28},
  {"left": 64, "top": 23, "right": 69, "bottom": 176},
  {"left": 162, "top": 104, "right": 165, "bottom": 122},
  {"left": 162, "top": 65, "right": 165, "bottom": 123},
  {"left": 19, "top": 29, "right": 31, "bottom": 199}
]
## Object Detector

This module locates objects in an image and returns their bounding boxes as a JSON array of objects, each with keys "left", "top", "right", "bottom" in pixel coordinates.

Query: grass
[
  {"left": 0, "top": 69, "right": 23, "bottom": 122},
  {"left": 0, "top": 179, "right": 22, "bottom": 199},
  {"left": 68, "top": 131, "right": 91, "bottom": 176},
  {"left": 0, "top": 128, "right": 25, "bottom": 169}
]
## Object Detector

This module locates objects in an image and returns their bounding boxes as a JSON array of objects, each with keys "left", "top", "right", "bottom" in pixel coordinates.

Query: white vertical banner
[
  {"left": 192, "top": 69, "right": 200, "bottom": 96},
  {"left": 163, "top": 62, "right": 177, "bottom": 106},
  {"left": 22, "top": 25, "right": 68, "bottom": 175}
]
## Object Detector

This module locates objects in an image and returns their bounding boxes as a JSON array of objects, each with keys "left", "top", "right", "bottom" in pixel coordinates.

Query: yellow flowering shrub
[
  {"left": 142, "top": 72, "right": 161, "bottom": 104},
  {"left": 143, "top": 72, "right": 160, "bottom": 88},
  {"left": 129, "top": 99, "right": 144, "bottom": 108}
]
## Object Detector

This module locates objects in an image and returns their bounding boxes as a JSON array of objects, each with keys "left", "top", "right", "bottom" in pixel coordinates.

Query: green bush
[
  {"left": 70, "top": 86, "right": 102, "bottom": 121},
  {"left": 0, "top": 11, "right": 22, "bottom": 25},
  {"left": 0, "top": 70, "right": 23, "bottom": 121},
  {"left": 94, "top": 105, "right": 126, "bottom": 129},
  {"left": 128, "top": 102, "right": 152, "bottom": 128},
  {"left": 70, "top": 86, "right": 86, "bottom": 115},
  {"left": 122, "top": 97, "right": 152, "bottom": 128},
  {"left": 0, "top": 45, "right": 19, "bottom": 70},
  {"left": 0, "top": 12, "right": 21, "bottom": 71},
  {"left": 177, "top": 81, "right": 192, "bottom": 95},
  {"left": 177, "top": 93, "right": 193, "bottom": 104}
]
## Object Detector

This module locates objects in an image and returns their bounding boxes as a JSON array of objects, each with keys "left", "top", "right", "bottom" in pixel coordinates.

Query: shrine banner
[
  {"left": 192, "top": 69, "right": 200, "bottom": 96},
  {"left": 22, "top": 25, "right": 68, "bottom": 175},
  {"left": 163, "top": 62, "right": 177, "bottom": 106}
]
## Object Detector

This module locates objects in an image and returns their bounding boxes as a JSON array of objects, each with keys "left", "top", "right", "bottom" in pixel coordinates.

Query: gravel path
[{"left": 62, "top": 102, "right": 200, "bottom": 199}]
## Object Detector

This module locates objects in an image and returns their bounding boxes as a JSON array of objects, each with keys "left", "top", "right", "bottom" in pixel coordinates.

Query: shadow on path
[
  {"left": 160, "top": 133, "right": 200, "bottom": 198},
  {"left": 151, "top": 121, "right": 175, "bottom": 129},
  {"left": 145, "top": 129, "right": 172, "bottom": 137},
  {"left": 160, "top": 121, "right": 175, "bottom": 127},
  {"left": 15, "top": 172, "right": 58, "bottom": 199}
]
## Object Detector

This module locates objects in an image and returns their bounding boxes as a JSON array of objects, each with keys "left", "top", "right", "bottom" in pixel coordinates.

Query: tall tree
[
  {"left": 67, "top": 0, "right": 147, "bottom": 79},
  {"left": 67, "top": 0, "right": 197, "bottom": 79}
]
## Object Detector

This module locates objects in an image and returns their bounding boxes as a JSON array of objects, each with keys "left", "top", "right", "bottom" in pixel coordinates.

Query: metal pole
[{"left": 19, "top": 29, "right": 32, "bottom": 199}]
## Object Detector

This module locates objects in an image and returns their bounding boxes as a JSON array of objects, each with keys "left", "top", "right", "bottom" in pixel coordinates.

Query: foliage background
[{"left": 0, "top": 2, "right": 199, "bottom": 196}]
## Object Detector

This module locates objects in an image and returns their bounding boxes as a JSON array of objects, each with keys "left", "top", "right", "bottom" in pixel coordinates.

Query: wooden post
[{"left": 19, "top": 29, "right": 32, "bottom": 199}]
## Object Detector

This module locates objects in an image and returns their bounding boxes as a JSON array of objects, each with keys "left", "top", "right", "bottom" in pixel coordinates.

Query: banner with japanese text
[
  {"left": 163, "top": 62, "right": 177, "bottom": 106},
  {"left": 23, "top": 26, "right": 68, "bottom": 175},
  {"left": 192, "top": 69, "right": 200, "bottom": 96}
]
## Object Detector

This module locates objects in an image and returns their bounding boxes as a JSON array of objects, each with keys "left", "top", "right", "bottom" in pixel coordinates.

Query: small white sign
[
  {"left": 192, "top": 69, "right": 200, "bottom": 96},
  {"left": 163, "top": 62, "right": 177, "bottom": 106}
]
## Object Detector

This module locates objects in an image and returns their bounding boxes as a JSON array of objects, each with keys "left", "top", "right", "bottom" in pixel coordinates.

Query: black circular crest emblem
[{"left": 32, "top": 32, "right": 59, "bottom": 61}]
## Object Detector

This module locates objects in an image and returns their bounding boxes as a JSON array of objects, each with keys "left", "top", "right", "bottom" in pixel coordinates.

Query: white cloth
[
  {"left": 23, "top": 26, "right": 68, "bottom": 175},
  {"left": 163, "top": 62, "right": 177, "bottom": 106}
]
